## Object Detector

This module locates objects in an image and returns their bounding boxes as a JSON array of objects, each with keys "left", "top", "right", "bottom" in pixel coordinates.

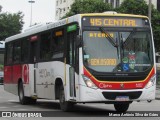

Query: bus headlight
[
  {"left": 82, "top": 75, "right": 97, "bottom": 89},
  {"left": 145, "top": 75, "right": 156, "bottom": 89}
]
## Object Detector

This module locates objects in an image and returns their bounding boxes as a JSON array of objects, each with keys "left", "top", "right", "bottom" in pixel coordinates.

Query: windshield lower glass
[{"left": 83, "top": 29, "right": 153, "bottom": 73}]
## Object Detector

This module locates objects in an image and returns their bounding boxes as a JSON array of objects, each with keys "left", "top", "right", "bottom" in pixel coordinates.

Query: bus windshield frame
[{"left": 82, "top": 16, "right": 154, "bottom": 75}]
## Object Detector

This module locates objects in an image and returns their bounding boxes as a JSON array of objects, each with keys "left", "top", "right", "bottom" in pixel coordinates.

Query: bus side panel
[
  {"left": 12, "top": 65, "right": 22, "bottom": 84},
  {"left": 4, "top": 65, "right": 22, "bottom": 96},
  {"left": 23, "top": 64, "right": 35, "bottom": 97},
  {"left": 4, "top": 66, "right": 12, "bottom": 84},
  {"left": 4, "top": 66, "right": 19, "bottom": 95},
  {"left": 36, "top": 62, "right": 63, "bottom": 99}
]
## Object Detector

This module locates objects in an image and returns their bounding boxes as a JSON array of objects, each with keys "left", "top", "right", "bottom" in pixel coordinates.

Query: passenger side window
[
  {"left": 21, "top": 39, "right": 29, "bottom": 63},
  {"left": 52, "top": 30, "right": 64, "bottom": 59},
  {"left": 6, "top": 43, "right": 13, "bottom": 65},
  {"left": 40, "top": 32, "right": 52, "bottom": 61},
  {"left": 13, "top": 41, "right": 21, "bottom": 64}
]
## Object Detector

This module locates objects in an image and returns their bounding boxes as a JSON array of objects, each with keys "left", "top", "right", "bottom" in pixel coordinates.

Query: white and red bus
[{"left": 4, "top": 12, "right": 156, "bottom": 112}]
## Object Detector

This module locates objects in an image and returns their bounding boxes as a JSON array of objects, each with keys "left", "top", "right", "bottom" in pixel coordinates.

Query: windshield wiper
[
  {"left": 123, "top": 28, "right": 137, "bottom": 46},
  {"left": 99, "top": 27, "right": 118, "bottom": 47},
  {"left": 99, "top": 27, "right": 120, "bottom": 59}
]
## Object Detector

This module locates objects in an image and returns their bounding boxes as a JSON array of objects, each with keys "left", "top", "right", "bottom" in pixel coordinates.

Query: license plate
[{"left": 115, "top": 96, "right": 129, "bottom": 101}]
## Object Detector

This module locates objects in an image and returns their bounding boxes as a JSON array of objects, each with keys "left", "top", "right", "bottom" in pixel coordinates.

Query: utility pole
[
  {"left": 148, "top": 0, "right": 152, "bottom": 21},
  {"left": 28, "top": 0, "right": 35, "bottom": 26}
]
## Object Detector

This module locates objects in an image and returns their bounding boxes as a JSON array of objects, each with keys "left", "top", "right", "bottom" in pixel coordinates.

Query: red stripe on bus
[{"left": 83, "top": 66, "right": 155, "bottom": 90}]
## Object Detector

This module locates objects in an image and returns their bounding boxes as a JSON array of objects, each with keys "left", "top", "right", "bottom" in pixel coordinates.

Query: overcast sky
[{"left": 0, "top": 0, "right": 56, "bottom": 31}]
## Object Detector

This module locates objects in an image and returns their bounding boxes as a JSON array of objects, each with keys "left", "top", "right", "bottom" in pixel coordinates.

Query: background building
[
  {"left": 145, "top": 0, "right": 157, "bottom": 9},
  {"left": 55, "top": 0, "right": 158, "bottom": 20},
  {"left": 103, "top": 0, "right": 122, "bottom": 8},
  {"left": 55, "top": 0, "right": 74, "bottom": 20}
]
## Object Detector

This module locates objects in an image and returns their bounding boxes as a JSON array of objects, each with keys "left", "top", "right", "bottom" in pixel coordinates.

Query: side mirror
[{"left": 76, "top": 35, "right": 82, "bottom": 47}]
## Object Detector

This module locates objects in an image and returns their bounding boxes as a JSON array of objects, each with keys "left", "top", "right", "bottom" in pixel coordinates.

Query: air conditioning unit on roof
[{"left": 103, "top": 11, "right": 117, "bottom": 14}]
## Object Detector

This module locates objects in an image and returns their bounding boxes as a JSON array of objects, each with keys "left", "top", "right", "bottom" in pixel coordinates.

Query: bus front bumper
[{"left": 77, "top": 84, "right": 156, "bottom": 103}]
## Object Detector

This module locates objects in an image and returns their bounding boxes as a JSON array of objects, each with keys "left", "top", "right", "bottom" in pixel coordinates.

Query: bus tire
[
  {"left": 59, "top": 85, "right": 73, "bottom": 112},
  {"left": 18, "top": 82, "right": 28, "bottom": 105},
  {"left": 114, "top": 102, "right": 129, "bottom": 112}
]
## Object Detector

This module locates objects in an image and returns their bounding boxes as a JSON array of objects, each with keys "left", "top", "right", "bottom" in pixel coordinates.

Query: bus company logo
[
  {"left": 136, "top": 83, "right": 143, "bottom": 88},
  {"left": 99, "top": 83, "right": 112, "bottom": 89},
  {"left": 22, "top": 64, "right": 29, "bottom": 84},
  {"left": 39, "top": 69, "right": 51, "bottom": 78},
  {"left": 1, "top": 112, "right": 43, "bottom": 118},
  {"left": 120, "top": 83, "right": 124, "bottom": 88}
]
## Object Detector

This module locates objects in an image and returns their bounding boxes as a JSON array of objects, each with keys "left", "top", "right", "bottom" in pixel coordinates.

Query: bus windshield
[{"left": 83, "top": 28, "right": 153, "bottom": 73}]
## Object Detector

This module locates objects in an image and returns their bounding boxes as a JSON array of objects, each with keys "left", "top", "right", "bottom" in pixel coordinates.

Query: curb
[
  {"left": 155, "top": 88, "right": 160, "bottom": 100},
  {"left": 156, "top": 97, "right": 160, "bottom": 100}
]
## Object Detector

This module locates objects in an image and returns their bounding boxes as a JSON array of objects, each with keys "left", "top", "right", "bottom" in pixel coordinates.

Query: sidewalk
[{"left": 156, "top": 85, "right": 160, "bottom": 100}]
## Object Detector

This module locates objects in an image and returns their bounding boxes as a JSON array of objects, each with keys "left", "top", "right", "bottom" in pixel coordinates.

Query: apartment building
[
  {"left": 55, "top": 0, "right": 158, "bottom": 20},
  {"left": 55, "top": 0, "right": 74, "bottom": 20},
  {"left": 103, "top": 0, "right": 123, "bottom": 8}
]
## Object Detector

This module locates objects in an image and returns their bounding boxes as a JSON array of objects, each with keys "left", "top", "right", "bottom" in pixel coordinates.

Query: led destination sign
[
  {"left": 82, "top": 17, "right": 149, "bottom": 27},
  {"left": 90, "top": 18, "right": 136, "bottom": 27}
]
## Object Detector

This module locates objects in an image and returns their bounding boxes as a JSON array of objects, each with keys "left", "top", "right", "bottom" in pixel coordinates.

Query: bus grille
[{"left": 102, "top": 91, "right": 142, "bottom": 100}]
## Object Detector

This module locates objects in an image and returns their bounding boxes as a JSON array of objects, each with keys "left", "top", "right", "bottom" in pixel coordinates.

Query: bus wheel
[
  {"left": 114, "top": 102, "right": 129, "bottom": 112},
  {"left": 59, "top": 85, "right": 73, "bottom": 111},
  {"left": 18, "top": 82, "right": 28, "bottom": 105}
]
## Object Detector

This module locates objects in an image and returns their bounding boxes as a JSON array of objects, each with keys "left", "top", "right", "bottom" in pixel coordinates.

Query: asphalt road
[{"left": 0, "top": 85, "right": 160, "bottom": 120}]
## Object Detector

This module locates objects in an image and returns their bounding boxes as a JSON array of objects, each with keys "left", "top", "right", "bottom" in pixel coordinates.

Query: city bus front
[{"left": 79, "top": 15, "right": 156, "bottom": 111}]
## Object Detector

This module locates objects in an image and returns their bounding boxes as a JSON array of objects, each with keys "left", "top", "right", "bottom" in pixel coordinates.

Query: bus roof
[
  {"left": 80, "top": 12, "right": 148, "bottom": 19},
  {"left": 5, "top": 12, "right": 149, "bottom": 43}
]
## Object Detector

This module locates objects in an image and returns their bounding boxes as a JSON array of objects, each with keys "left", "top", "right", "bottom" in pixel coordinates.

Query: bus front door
[{"left": 67, "top": 30, "right": 78, "bottom": 99}]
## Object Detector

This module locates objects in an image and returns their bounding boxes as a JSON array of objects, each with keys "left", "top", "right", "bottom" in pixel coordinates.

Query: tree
[
  {"left": 0, "top": 10, "right": 24, "bottom": 40},
  {"left": 115, "top": 0, "right": 160, "bottom": 51},
  {"left": 115, "top": 0, "right": 148, "bottom": 15},
  {"left": 63, "top": 0, "right": 112, "bottom": 18},
  {"left": 151, "top": 10, "right": 160, "bottom": 51}
]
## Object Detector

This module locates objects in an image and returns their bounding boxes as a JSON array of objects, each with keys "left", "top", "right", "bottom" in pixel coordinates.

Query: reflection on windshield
[
  {"left": 99, "top": 27, "right": 118, "bottom": 47},
  {"left": 83, "top": 30, "right": 153, "bottom": 73}
]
